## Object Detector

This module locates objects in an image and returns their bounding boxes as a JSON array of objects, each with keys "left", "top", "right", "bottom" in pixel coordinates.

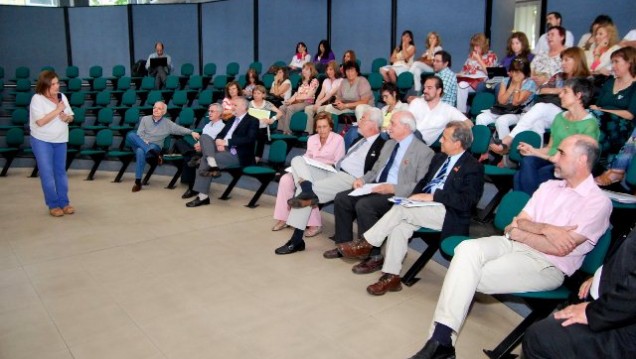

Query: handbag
[
  {"left": 534, "top": 94, "right": 561, "bottom": 107},
  {"left": 490, "top": 103, "right": 524, "bottom": 115}
]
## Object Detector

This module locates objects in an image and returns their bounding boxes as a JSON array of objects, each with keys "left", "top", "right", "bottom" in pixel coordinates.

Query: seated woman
[
  {"left": 499, "top": 32, "right": 534, "bottom": 71},
  {"left": 585, "top": 23, "right": 621, "bottom": 76},
  {"left": 313, "top": 39, "right": 335, "bottom": 73},
  {"left": 596, "top": 127, "right": 636, "bottom": 187},
  {"left": 272, "top": 112, "right": 345, "bottom": 237},
  {"left": 380, "top": 82, "right": 408, "bottom": 131},
  {"left": 249, "top": 85, "right": 283, "bottom": 163},
  {"left": 409, "top": 31, "right": 443, "bottom": 93},
  {"left": 289, "top": 41, "right": 311, "bottom": 73},
  {"left": 476, "top": 57, "right": 536, "bottom": 144},
  {"left": 268, "top": 66, "right": 292, "bottom": 107},
  {"left": 305, "top": 60, "right": 342, "bottom": 128},
  {"left": 339, "top": 50, "right": 357, "bottom": 77},
  {"left": 589, "top": 47, "right": 636, "bottom": 157},
  {"left": 242, "top": 68, "right": 263, "bottom": 99},
  {"left": 325, "top": 61, "right": 374, "bottom": 119},
  {"left": 514, "top": 78, "right": 600, "bottom": 195},
  {"left": 530, "top": 26, "right": 567, "bottom": 92},
  {"left": 456, "top": 33, "right": 498, "bottom": 113},
  {"left": 490, "top": 47, "right": 591, "bottom": 155},
  {"left": 221, "top": 81, "right": 242, "bottom": 120},
  {"left": 578, "top": 14, "right": 614, "bottom": 51},
  {"left": 279, "top": 63, "right": 319, "bottom": 134},
  {"left": 380, "top": 30, "right": 416, "bottom": 84}
]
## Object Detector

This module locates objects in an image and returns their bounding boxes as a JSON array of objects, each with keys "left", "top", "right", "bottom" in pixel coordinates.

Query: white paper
[
  {"left": 603, "top": 190, "right": 636, "bottom": 204},
  {"left": 388, "top": 197, "right": 443, "bottom": 207},
  {"left": 348, "top": 183, "right": 387, "bottom": 197},
  {"left": 303, "top": 156, "right": 337, "bottom": 173}
]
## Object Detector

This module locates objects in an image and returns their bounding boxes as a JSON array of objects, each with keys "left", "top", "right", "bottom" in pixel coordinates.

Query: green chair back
[
  {"left": 203, "top": 63, "right": 217, "bottom": 77},
  {"left": 268, "top": 140, "right": 287, "bottom": 164},
  {"left": 178, "top": 108, "right": 195, "bottom": 128},
  {"left": 89, "top": 66, "right": 103, "bottom": 78},
  {"left": 237, "top": 74, "right": 247, "bottom": 89},
  {"left": 289, "top": 112, "right": 308, "bottom": 133},
  {"left": 124, "top": 107, "right": 140, "bottom": 126},
  {"left": 92, "top": 78, "right": 108, "bottom": 92},
  {"left": 580, "top": 228, "right": 612, "bottom": 275},
  {"left": 226, "top": 62, "right": 240, "bottom": 77},
  {"left": 65, "top": 66, "right": 79, "bottom": 79},
  {"left": 72, "top": 108, "right": 86, "bottom": 126},
  {"left": 94, "top": 91, "right": 111, "bottom": 107},
  {"left": 262, "top": 73, "right": 274, "bottom": 90},
  {"left": 188, "top": 75, "right": 203, "bottom": 91},
  {"left": 494, "top": 191, "right": 530, "bottom": 231},
  {"left": 469, "top": 92, "right": 496, "bottom": 119},
  {"left": 396, "top": 72, "right": 414, "bottom": 92},
  {"left": 273, "top": 61, "right": 287, "bottom": 68},
  {"left": 14, "top": 92, "right": 32, "bottom": 108},
  {"left": 117, "top": 76, "right": 132, "bottom": 91},
  {"left": 181, "top": 63, "right": 194, "bottom": 77},
  {"left": 140, "top": 76, "right": 156, "bottom": 91},
  {"left": 212, "top": 75, "right": 228, "bottom": 91},
  {"left": 67, "top": 78, "right": 83, "bottom": 92},
  {"left": 248, "top": 61, "right": 262, "bottom": 74},
  {"left": 371, "top": 58, "right": 388, "bottom": 73},
  {"left": 68, "top": 128, "right": 85, "bottom": 147},
  {"left": 197, "top": 90, "right": 213, "bottom": 107},
  {"left": 69, "top": 92, "right": 86, "bottom": 108},
  {"left": 470, "top": 125, "right": 491, "bottom": 155},
  {"left": 5, "top": 128, "right": 24, "bottom": 147},
  {"left": 15, "top": 79, "right": 31, "bottom": 92},
  {"left": 120, "top": 89, "right": 137, "bottom": 107},
  {"left": 15, "top": 66, "right": 30, "bottom": 80},
  {"left": 11, "top": 108, "right": 28, "bottom": 126},
  {"left": 509, "top": 131, "right": 541, "bottom": 163},
  {"left": 165, "top": 75, "right": 180, "bottom": 91},
  {"left": 97, "top": 107, "right": 114, "bottom": 125},
  {"left": 112, "top": 65, "right": 126, "bottom": 78},
  {"left": 289, "top": 73, "right": 301, "bottom": 90},
  {"left": 95, "top": 129, "right": 114, "bottom": 148},
  {"left": 171, "top": 90, "right": 189, "bottom": 107},
  {"left": 368, "top": 73, "right": 383, "bottom": 91},
  {"left": 145, "top": 90, "right": 163, "bottom": 106}
]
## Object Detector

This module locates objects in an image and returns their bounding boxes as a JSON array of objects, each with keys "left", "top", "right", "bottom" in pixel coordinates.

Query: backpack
[{"left": 132, "top": 60, "right": 148, "bottom": 77}]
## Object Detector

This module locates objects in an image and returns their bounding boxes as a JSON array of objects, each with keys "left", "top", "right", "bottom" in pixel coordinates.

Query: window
[{"left": 514, "top": 0, "right": 541, "bottom": 49}]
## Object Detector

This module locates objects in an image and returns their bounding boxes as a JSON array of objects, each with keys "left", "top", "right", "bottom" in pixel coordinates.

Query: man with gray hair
[
  {"left": 320, "top": 111, "right": 434, "bottom": 271},
  {"left": 274, "top": 108, "right": 387, "bottom": 255},
  {"left": 186, "top": 97, "right": 259, "bottom": 207},
  {"left": 339, "top": 121, "right": 485, "bottom": 295}
]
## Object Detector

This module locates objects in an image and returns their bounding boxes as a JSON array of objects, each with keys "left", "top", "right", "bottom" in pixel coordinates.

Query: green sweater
[{"left": 548, "top": 111, "right": 600, "bottom": 156}]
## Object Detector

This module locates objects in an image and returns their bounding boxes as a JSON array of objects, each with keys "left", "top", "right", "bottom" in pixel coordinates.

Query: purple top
[
  {"left": 500, "top": 53, "right": 535, "bottom": 71},
  {"left": 314, "top": 51, "right": 336, "bottom": 66}
]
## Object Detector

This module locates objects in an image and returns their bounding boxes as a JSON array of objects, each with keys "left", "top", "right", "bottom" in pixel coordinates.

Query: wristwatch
[{"left": 504, "top": 227, "right": 513, "bottom": 240}]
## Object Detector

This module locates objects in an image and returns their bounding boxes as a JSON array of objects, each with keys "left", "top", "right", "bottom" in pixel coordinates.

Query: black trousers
[
  {"left": 523, "top": 315, "right": 636, "bottom": 359},
  {"left": 333, "top": 190, "right": 393, "bottom": 244}
]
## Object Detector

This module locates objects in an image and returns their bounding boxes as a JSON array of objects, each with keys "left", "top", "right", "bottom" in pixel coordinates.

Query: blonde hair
[{"left": 469, "top": 33, "right": 490, "bottom": 53}]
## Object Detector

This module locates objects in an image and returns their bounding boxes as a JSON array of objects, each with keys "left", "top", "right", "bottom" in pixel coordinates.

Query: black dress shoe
[
  {"left": 181, "top": 188, "right": 198, "bottom": 199},
  {"left": 186, "top": 197, "right": 210, "bottom": 207},
  {"left": 187, "top": 156, "right": 201, "bottom": 168},
  {"left": 275, "top": 240, "right": 306, "bottom": 255},
  {"left": 408, "top": 339, "right": 455, "bottom": 359}
]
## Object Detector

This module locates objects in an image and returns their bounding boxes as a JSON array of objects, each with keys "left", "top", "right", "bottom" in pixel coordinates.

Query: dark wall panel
[
  {"left": 0, "top": 6, "right": 67, "bottom": 80},
  {"left": 259, "top": 0, "right": 327, "bottom": 70},
  {"left": 202, "top": 0, "right": 254, "bottom": 75},
  {"left": 397, "top": 0, "right": 486, "bottom": 72},
  {"left": 132, "top": 4, "right": 199, "bottom": 75},
  {"left": 69, "top": 6, "right": 130, "bottom": 78},
  {"left": 548, "top": 0, "right": 636, "bottom": 44},
  {"left": 331, "top": 0, "right": 391, "bottom": 73}
]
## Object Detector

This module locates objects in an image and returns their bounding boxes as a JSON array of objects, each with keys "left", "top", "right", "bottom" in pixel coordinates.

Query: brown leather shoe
[
  {"left": 352, "top": 256, "right": 384, "bottom": 274},
  {"left": 62, "top": 205, "right": 75, "bottom": 215},
  {"left": 323, "top": 248, "right": 343, "bottom": 259},
  {"left": 337, "top": 240, "right": 373, "bottom": 259},
  {"left": 367, "top": 273, "right": 402, "bottom": 296},
  {"left": 49, "top": 208, "right": 64, "bottom": 217},
  {"left": 287, "top": 195, "right": 319, "bottom": 208},
  {"left": 132, "top": 183, "right": 142, "bottom": 192}
]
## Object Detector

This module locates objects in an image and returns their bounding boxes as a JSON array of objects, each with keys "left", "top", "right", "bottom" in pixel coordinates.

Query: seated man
[
  {"left": 126, "top": 101, "right": 200, "bottom": 193},
  {"left": 146, "top": 42, "right": 172, "bottom": 89},
  {"left": 407, "top": 134, "right": 612, "bottom": 359},
  {"left": 186, "top": 97, "right": 259, "bottom": 207},
  {"left": 408, "top": 76, "right": 470, "bottom": 146},
  {"left": 339, "top": 121, "right": 484, "bottom": 295},
  {"left": 274, "top": 107, "right": 387, "bottom": 255},
  {"left": 176, "top": 103, "right": 227, "bottom": 199},
  {"left": 331, "top": 111, "right": 434, "bottom": 273},
  {"left": 523, "top": 227, "right": 636, "bottom": 359}
]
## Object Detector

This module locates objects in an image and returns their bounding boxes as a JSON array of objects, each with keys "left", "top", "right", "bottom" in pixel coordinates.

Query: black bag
[
  {"left": 132, "top": 60, "right": 148, "bottom": 77},
  {"left": 490, "top": 103, "right": 524, "bottom": 115},
  {"left": 534, "top": 94, "right": 561, "bottom": 107}
]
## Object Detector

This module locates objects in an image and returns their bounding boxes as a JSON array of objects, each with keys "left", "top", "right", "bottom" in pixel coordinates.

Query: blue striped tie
[{"left": 423, "top": 157, "right": 451, "bottom": 193}]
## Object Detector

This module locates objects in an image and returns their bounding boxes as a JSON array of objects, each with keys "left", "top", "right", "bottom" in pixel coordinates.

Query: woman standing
[
  {"left": 272, "top": 112, "right": 345, "bottom": 243},
  {"left": 380, "top": 30, "right": 416, "bottom": 84},
  {"left": 30, "top": 70, "right": 75, "bottom": 217}
]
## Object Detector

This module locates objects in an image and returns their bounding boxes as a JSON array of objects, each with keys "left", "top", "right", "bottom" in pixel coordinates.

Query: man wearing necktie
[
  {"left": 338, "top": 121, "right": 484, "bottom": 295},
  {"left": 274, "top": 108, "right": 387, "bottom": 255},
  {"left": 329, "top": 111, "right": 434, "bottom": 270},
  {"left": 186, "top": 97, "right": 259, "bottom": 207}
]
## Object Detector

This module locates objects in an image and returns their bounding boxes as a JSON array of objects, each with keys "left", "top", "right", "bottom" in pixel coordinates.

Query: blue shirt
[{"left": 378, "top": 134, "right": 414, "bottom": 184}]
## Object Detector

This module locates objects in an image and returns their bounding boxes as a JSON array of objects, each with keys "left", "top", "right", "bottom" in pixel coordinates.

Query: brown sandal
[{"left": 595, "top": 170, "right": 625, "bottom": 187}]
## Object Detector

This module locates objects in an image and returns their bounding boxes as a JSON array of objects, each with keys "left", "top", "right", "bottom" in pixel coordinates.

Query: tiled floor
[{"left": 0, "top": 169, "right": 523, "bottom": 359}]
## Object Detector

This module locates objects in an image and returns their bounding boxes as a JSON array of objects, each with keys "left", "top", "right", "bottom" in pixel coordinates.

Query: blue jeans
[
  {"left": 126, "top": 132, "right": 161, "bottom": 179},
  {"left": 31, "top": 137, "right": 69, "bottom": 209},
  {"left": 514, "top": 156, "right": 555, "bottom": 196}
]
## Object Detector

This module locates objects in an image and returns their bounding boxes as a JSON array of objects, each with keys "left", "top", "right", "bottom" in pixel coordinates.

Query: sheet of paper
[
  {"left": 388, "top": 197, "right": 443, "bottom": 207},
  {"left": 303, "top": 156, "right": 337, "bottom": 173},
  {"left": 348, "top": 183, "right": 387, "bottom": 197},
  {"left": 603, "top": 190, "right": 636, "bottom": 204}
]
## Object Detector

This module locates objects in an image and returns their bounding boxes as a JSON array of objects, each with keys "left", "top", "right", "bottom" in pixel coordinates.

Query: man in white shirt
[
  {"left": 620, "top": 29, "right": 636, "bottom": 48},
  {"left": 533, "top": 12, "right": 574, "bottom": 54},
  {"left": 408, "top": 76, "right": 471, "bottom": 145}
]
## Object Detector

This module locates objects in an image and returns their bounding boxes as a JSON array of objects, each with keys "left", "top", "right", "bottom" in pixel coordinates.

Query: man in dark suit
[
  {"left": 274, "top": 108, "right": 387, "bottom": 255},
  {"left": 523, "top": 226, "right": 636, "bottom": 359},
  {"left": 186, "top": 97, "right": 258, "bottom": 207},
  {"left": 328, "top": 111, "right": 434, "bottom": 269},
  {"left": 338, "top": 121, "right": 484, "bottom": 295}
]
